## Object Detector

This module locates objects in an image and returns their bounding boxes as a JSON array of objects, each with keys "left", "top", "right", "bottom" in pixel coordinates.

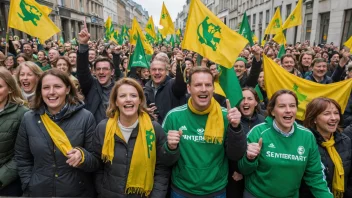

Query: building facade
[{"left": 103, "top": 0, "right": 118, "bottom": 29}]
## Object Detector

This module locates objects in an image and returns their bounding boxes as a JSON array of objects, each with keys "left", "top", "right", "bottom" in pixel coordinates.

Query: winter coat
[
  {"left": 77, "top": 44, "right": 122, "bottom": 123},
  {"left": 93, "top": 119, "right": 170, "bottom": 198},
  {"left": 144, "top": 62, "right": 187, "bottom": 124},
  {"left": 239, "top": 58, "right": 262, "bottom": 88},
  {"left": 227, "top": 112, "right": 265, "bottom": 198},
  {"left": 343, "top": 93, "right": 352, "bottom": 128},
  {"left": 0, "top": 103, "right": 28, "bottom": 188},
  {"left": 15, "top": 103, "right": 98, "bottom": 197},
  {"left": 300, "top": 129, "right": 352, "bottom": 197}
]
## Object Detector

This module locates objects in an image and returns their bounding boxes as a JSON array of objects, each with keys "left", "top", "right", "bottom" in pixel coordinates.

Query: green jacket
[
  {"left": 0, "top": 103, "right": 28, "bottom": 188},
  {"left": 238, "top": 116, "right": 332, "bottom": 198}
]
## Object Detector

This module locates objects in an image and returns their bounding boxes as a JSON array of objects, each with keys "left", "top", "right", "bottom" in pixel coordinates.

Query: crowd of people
[{"left": 0, "top": 23, "right": 352, "bottom": 197}]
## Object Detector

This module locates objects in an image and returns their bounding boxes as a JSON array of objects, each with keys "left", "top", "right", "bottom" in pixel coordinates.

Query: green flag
[
  {"left": 254, "top": 84, "right": 264, "bottom": 102},
  {"left": 59, "top": 36, "right": 64, "bottom": 45},
  {"left": 218, "top": 65, "right": 243, "bottom": 107},
  {"left": 129, "top": 32, "right": 150, "bottom": 69},
  {"left": 146, "top": 33, "right": 155, "bottom": 44},
  {"left": 157, "top": 30, "right": 163, "bottom": 44},
  {"left": 277, "top": 45, "right": 286, "bottom": 58},
  {"left": 239, "top": 12, "right": 254, "bottom": 46},
  {"left": 169, "top": 35, "right": 175, "bottom": 47}
]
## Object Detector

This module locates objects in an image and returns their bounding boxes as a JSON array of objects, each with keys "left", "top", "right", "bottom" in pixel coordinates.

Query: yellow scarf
[
  {"left": 40, "top": 113, "right": 73, "bottom": 156},
  {"left": 188, "top": 97, "right": 224, "bottom": 144},
  {"left": 102, "top": 111, "right": 156, "bottom": 196},
  {"left": 321, "top": 135, "right": 344, "bottom": 198}
]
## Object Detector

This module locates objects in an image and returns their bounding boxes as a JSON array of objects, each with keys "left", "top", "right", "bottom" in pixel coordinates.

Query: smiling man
[
  {"left": 76, "top": 25, "right": 121, "bottom": 123},
  {"left": 160, "top": 67, "right": 246, "bottom": 197},
  {"left": 144, "top": 53, "right": 187, "bottom": 124}
]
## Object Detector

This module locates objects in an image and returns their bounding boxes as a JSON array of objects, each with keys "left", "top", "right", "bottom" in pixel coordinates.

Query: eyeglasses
[
  {"left": 95, "top": 67, "right": 111, "bottom": 72},
  {"left": 150, "top": 68, "right": 166, "bottom": 72}
]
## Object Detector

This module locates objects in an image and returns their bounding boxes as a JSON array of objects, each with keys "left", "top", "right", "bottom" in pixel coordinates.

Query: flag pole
[{"left": 5, "top": 20, "right": 10, "bottom": 56}]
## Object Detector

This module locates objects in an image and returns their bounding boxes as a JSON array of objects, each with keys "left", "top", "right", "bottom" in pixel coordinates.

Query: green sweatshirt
[
  {"left": 162, "top": 104, "right": 229, "bottom": 195},
  {"left": 238, "top": 116, "right": 332, "bottom": 198}
]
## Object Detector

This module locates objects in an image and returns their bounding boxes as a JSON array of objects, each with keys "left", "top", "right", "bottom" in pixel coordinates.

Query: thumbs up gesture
[
  {"left": 167, "top": 130, "right": 183, "bottom": 150},
  {"left": 247, "top": 138, "right": 263, "bottom": 160},
  {"left": 226, "top": 99, "right": 241, "bottom": 128}
]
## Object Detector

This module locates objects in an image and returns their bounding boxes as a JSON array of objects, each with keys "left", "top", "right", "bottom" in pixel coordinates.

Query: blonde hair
[
  {"left": 16, "top": 61, "right": 43, "bottom": 88},
  {"left": 0, "top": 67, "right": 25, "bottom": 105},
  {"left": 106, "top": 78, "right": 146, "bottom": 118}
]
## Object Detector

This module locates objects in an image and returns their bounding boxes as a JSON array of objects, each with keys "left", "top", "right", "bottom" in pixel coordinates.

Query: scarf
[
  {"left": 321, "top": 135, "right": 344, "bottom": 198},
  {"left": 40, "top": 113, "right": 73, "bottom": 157},
  {"left": 102, "top": 111, "right": 156, "bottom": 196},
  {"left": 188, "top": 97, "right": 224, "bottom": 144}
]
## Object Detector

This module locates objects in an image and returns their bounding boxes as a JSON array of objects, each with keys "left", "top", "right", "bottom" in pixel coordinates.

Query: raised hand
[
  {"left": 226, "top": 99, "right": 241, "bottom": 128},
  {"left": 251, "top": 45, "right": 263, "bottom": 61},
  {"left": 167, "top": 130, "right": 183, "bottom": 150},
  {"left": 78, "top": 17, "right": 90, "bottom": 45},
  {"left": 247, "top": 138, "right": 263, "bottom": 160}
]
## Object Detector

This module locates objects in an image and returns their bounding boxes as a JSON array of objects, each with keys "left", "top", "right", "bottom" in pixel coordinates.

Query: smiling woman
[
  {"left": 15, "top": 69, "right": 99, "bottom": 197},
  {"left": 238, "top": 89, "right": 333, "bottom": 198},
  {"left": 15, "top": 61, "right": 43, "bottom": 103},
  {"left": 300, "top": 97, "right": 352, "bottom": 198}
]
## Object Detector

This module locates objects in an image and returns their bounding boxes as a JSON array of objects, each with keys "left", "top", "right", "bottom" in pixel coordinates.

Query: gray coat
[
  {"left": 15, "top": 103, "right": 99, "bottom": 197},
  {"left": 93, "top": 119, "right": 170, "bottom": 198}
]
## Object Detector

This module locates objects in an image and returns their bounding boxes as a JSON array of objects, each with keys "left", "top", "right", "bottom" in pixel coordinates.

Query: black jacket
[
  {"left": 93, "top": 119, "right": 170, "bottom": 198},
  {"left": 0, "top": 103, "right": 28, "bottom": 188},
  {"left": 77, "top": 44, "right": 122, "bottom": 123},
  {"left": 144, "top": 62, "right": 187, "bottom": 124},
  {"left": 343, "top": 93, "right": 352, "bottom": 128},
  {"left": 227, "top": 112, "right": 265, "bottom": 198},
  {"left": 239, "top": 58, "right": 262, "bottom": 88},
  {"left": 300, "top": 129, "right": 352, "bottom": 197},
  {"left": 15, "top": 103, "right": 98, "bottom": 197}
]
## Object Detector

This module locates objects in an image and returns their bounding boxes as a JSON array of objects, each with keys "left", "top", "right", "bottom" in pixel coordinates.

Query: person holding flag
[{"left": 161, "top": 66, "right": 246, "bottom": 197}]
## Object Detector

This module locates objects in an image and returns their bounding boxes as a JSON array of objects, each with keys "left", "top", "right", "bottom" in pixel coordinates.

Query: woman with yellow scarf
[
  {"left": 92, "top": 78, "right": 169, "bottom": 198},
  {"left": 300, "top": 97, "right": 352, "bottom": 198}
]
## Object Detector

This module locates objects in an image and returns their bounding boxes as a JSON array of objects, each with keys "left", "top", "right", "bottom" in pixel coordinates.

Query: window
[
  {"left": 259, "top": 11, "right": 263, "bottom": 25},
  {"left": 319, "top": 12, "right": 330, "bottom": 44},
  {"left": 265, "top": 9, "right": 270, "bottom": 25},
  {"left": 253, "top": 13, "right": 256, "bottom": 26},
  {"left": 286, "top": 4, "right": 292, "bottom": 19},
  {"left": 341, "top": 9, "right": 352, "bottom": 45},
  {"left": 248, "top": 15, "right": 251, "bottom": 26},
  {"left": 80, "top": 0, "right": 83, "bottom": 11}
]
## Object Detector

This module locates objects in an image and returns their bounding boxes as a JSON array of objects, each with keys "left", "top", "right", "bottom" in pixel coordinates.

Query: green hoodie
[
  {"left": 162, "top": 104, "right": 229, "bottom": 196},
  {"left": 238, "top": 116, "right": 332, "bottom": 198}
]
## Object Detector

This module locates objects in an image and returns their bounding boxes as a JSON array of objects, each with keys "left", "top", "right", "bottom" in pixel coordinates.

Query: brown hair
[
  {"left": 298, "top": 51, "right": 314, "bottom": 66},
  {"left": 280, "top": 54, "right": 297, "bottom": 67},
  {"left": 31, "top": 69, "right": 83, "bottom": 110},
  {"left": 16, "top": 61, "right": 43, "bottom": 88},
  {"left": 188, "top": 66, "right": 214, "bottom": 85},
  {"left": 311, "top": 58, "right": 327, "bottom": 68},
  {"left": 267, "top": 89, "right": 298, "bottom": 117},
  {"left": 242, "top": 87, "right": 261, "bottom": 114},
  {"left": 16, "top": 53, "right": 29, "bottom": 63},
  {"left": 0, "top": 67, "right": 24, "bottom": 105},
  {"left": 56, "top": 56, "right": 73, "bottom": 74},
  {"left": 93, "top": 57, "right": 114, "bottom": 70},
  {"left": 67, "top": 50, "right": 77, "bottom": 57},
  {"left": 106, "top": 78, "right": 146, "bottom": 118},
  {"left": 304, "top": 97, "right": 343, "bottom": 130}
]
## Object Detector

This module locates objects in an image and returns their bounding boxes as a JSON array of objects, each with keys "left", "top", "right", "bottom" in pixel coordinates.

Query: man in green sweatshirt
[{"left": 160, "top": 67, "right": 247, "bottom": 197}]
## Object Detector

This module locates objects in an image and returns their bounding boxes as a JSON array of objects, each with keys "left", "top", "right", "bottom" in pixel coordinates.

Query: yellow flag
[
  {"left": 265, "top": 8, "right": 282, "bottom": 34},
  {"left": 8, "top": 0, "right": 60, "bottom": 42},
  {"left": 282, "top": 0, "right": 302, "bottom": 30},
  {"left": 159, "top": 2, "right": 175, "bottom": 37},
  {"left": 252, "top": 34, "right": 259, "bottom": 43},
  {"left": 130, "top": 18, "right": 153, "bottom": 55},
  {"left": 263, "top": 55, "right": 352, "bottom": 120},
  {"left": 273, "top": 29, "right": 286, "bottom": 45},
  {"left": 145, "top": 16, "right": 156, "bottom": 39},
  {"left": 343, "top": 36, "right": 352, "bottom": 53},
  {"left": 176, "top": 29, "right": 181, "bottom": 36},
  {"left": 182, "top": 0, "right": 248, "bottom": 68}
]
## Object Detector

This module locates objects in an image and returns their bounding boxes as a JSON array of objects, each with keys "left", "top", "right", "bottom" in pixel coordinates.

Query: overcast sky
[{"left": 133, "top": 0, "right": 186, "bottom": 27}]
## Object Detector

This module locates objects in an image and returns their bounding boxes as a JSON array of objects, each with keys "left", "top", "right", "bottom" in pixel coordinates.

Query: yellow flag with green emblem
[
  {"left": 130, "top": 18, "right": 153, "bottom": 55},
  {"left": 273, "top": 29, "right": 287, "bottom": 45},
  {"left": 159, "top": 2, "right": 175, "bottom": 37},
  {"left": 265, "top": 7, "right": 283, "bottom": 34},
  {"left": 282, "top": 0, "right": 302, "bottom": 30},
  {"left": 145, "top": 16, "right": 156, "bottom": 40},
  {"left": 263, "top": 55, "right": 352, "bottom": 120},
  {"left": 343, "top": 36, "right": 352, "bottom": 53},
  {"left": 182, "top": 0, "right": 248, "bottom": 68},
  {"left": 8, "top": 0, "right": 60, "bottom": 42}
]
